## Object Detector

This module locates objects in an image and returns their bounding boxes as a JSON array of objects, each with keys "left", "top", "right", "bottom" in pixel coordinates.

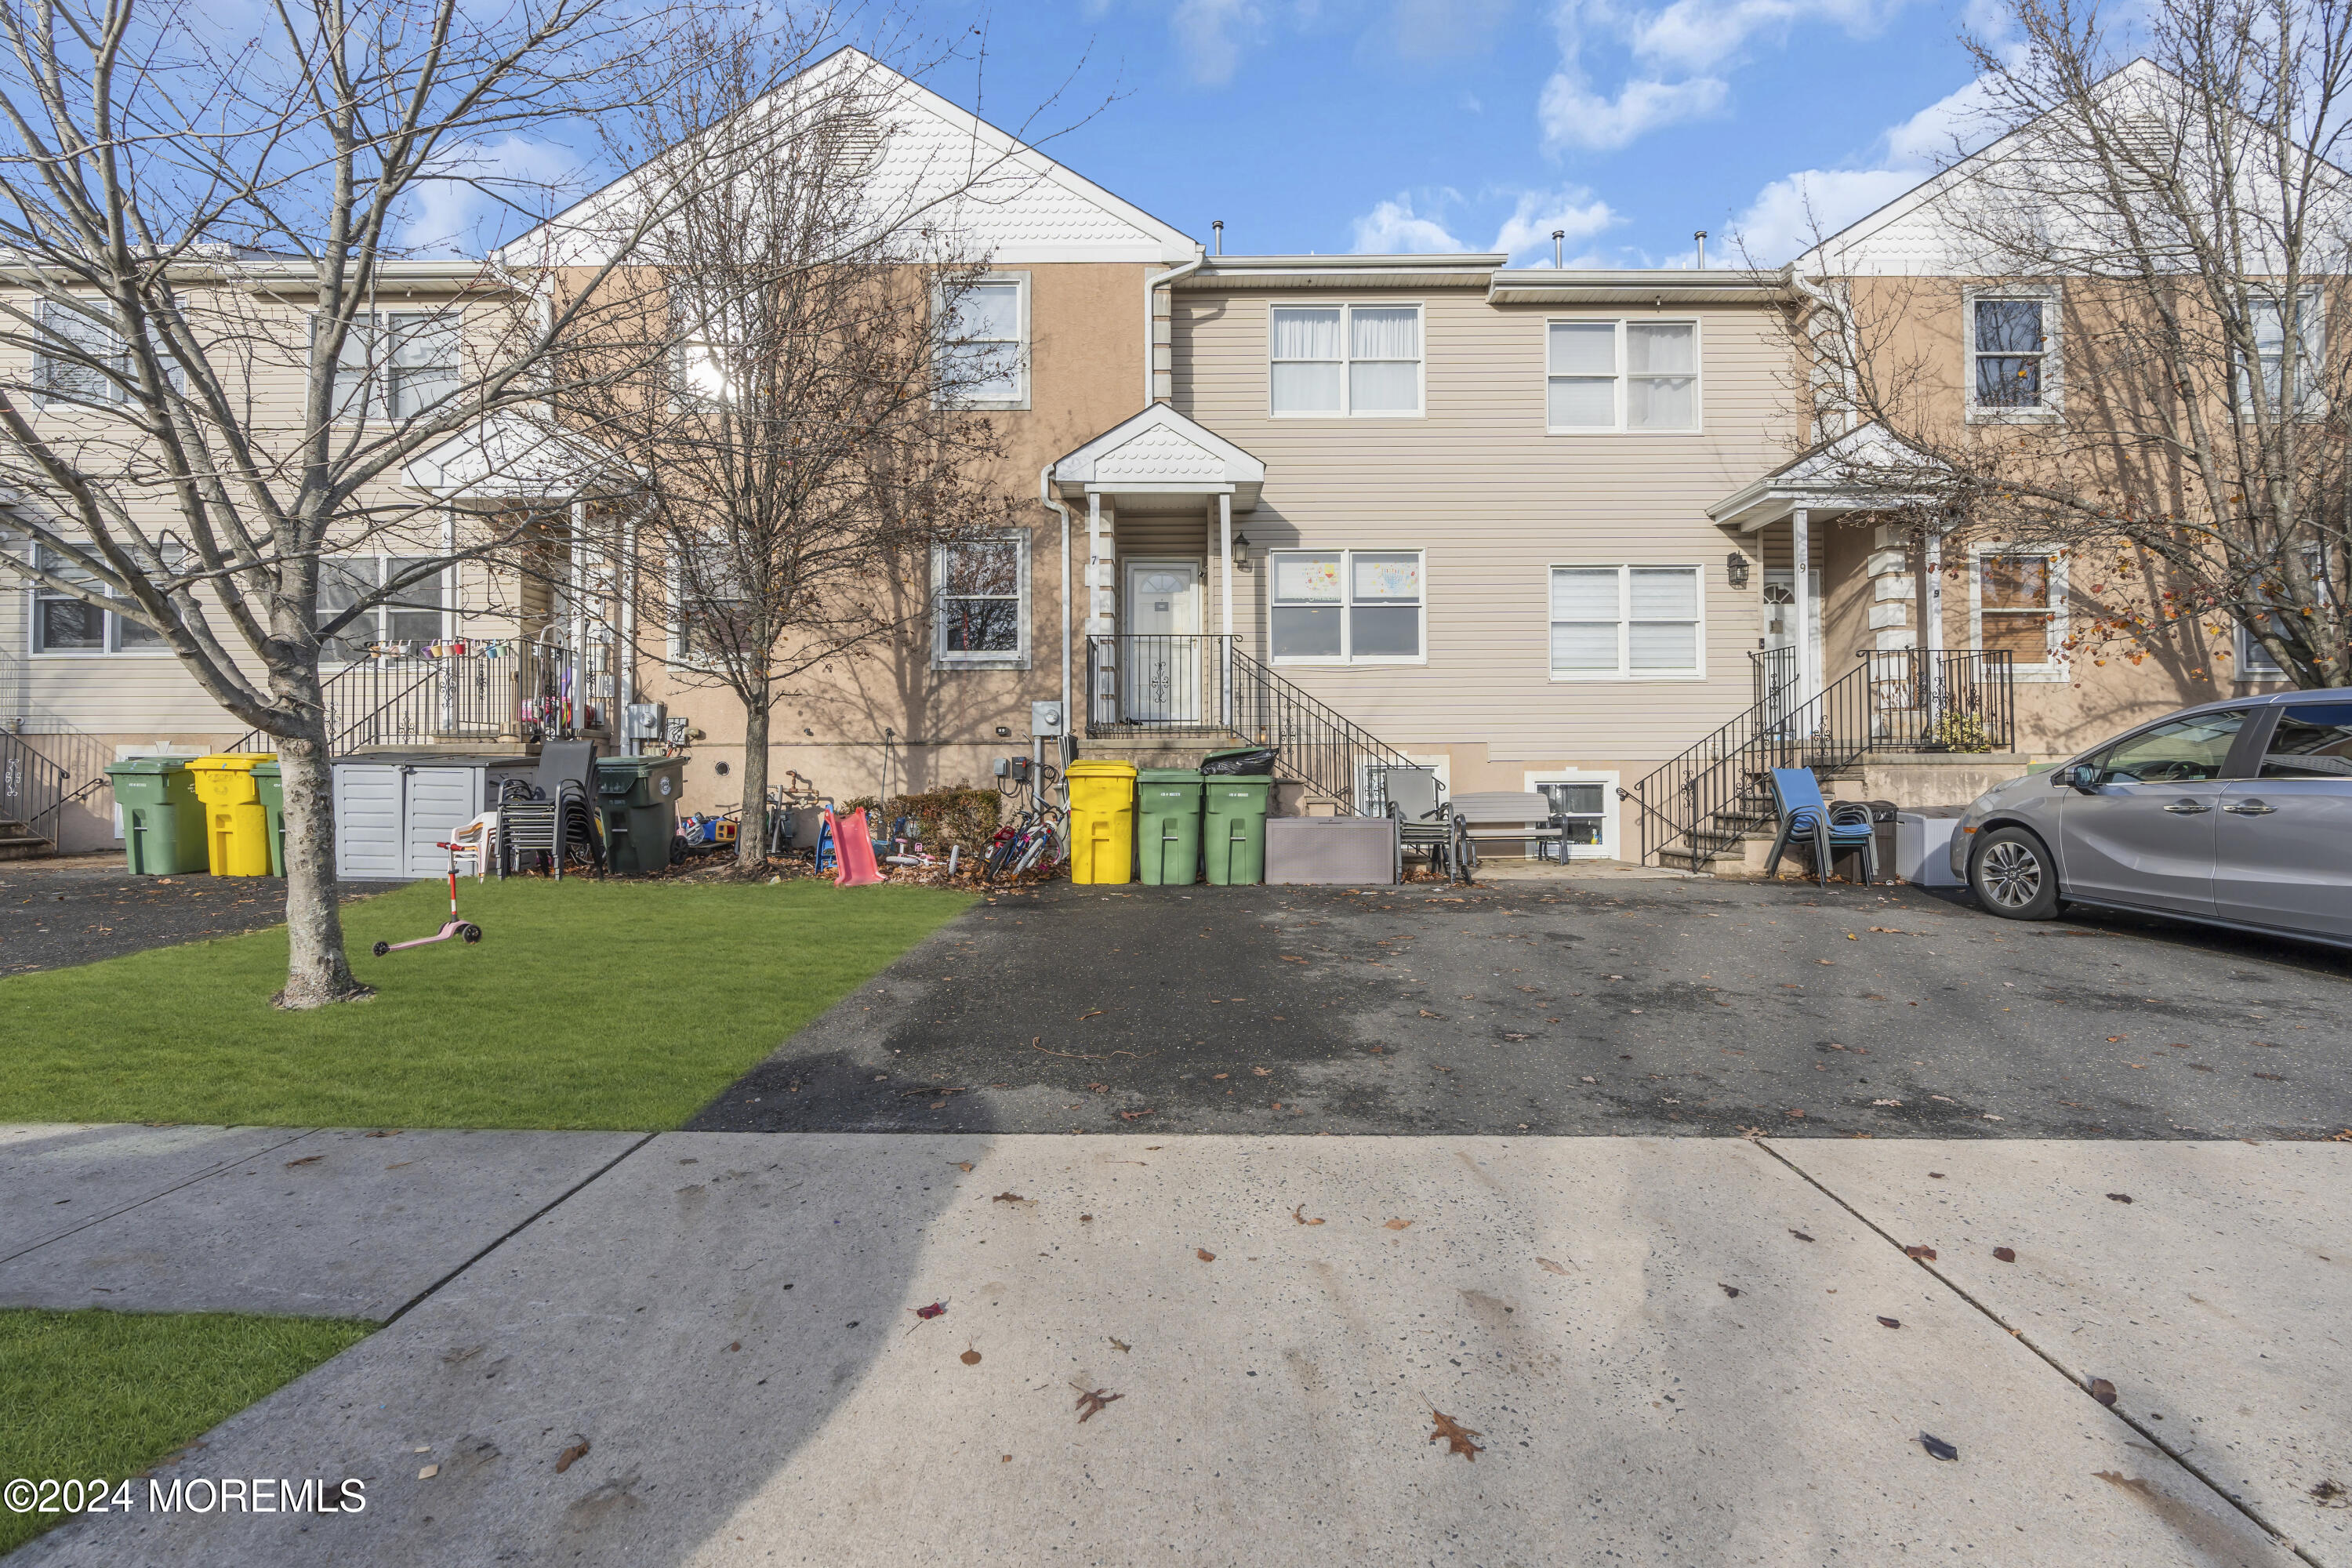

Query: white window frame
[
  {"left": 1266, "top": 302, "right": 1425, "bottom": 419},
  {"left": 26, "top": 543, "right": 173, "bottom": 657},
  {"left": 2238, "top": 288, "right": 2326, "bottom": 422},
  {"left": 2234, "top": 543, "right": 2328, "bottom": 681},
  {"left": 1546, "top": 564, "right": 1707, "bottom": 681},
  {"left": 1544, "top": 317, "right": 1703, "bottom": 435},
  {"left": 1524, "top": 768, "right": 1621, "bottom": 861},
  {"left": 937, "top": 273, "right": 1029, "bottom": 411},
  {"left": 1963, "top": 285, "right": 2062, "bottom": 423},
  {"left": 318, "top": 552, "right": 450, "bottom": 663},
  {"left": 32, "top": 299, "right": 133, "bottom": 408},
  {"left": 931, "top": 532, "right": 1031, "bottom": 670},
  {"left": 318, "top": 308, "right": 463, "bottom": 423},
  {"left": 1967, "top": 544, "right": 2069, "bottom": 682},
  {"left": 1267, "top": 547, "right": 1427, "bottom": 666}
]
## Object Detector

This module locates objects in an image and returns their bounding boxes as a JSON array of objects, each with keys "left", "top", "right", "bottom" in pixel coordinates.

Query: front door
[
  {"left": 2058, "top": 709, "right": 2250, "bottom": 915},
  {"left": 2212, "top": 700, "right": 2352, "bottom": 938},
  {"left": 1123, "top": 560, "right": 1201, "bottom": 723},
  {"left": 1761, "top": 569, "right": 1820, "bottom": 731}
]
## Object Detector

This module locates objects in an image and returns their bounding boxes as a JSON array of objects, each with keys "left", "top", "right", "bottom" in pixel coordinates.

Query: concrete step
[{"left": 0, "top": 834, "right": 56, "bottom": 861}]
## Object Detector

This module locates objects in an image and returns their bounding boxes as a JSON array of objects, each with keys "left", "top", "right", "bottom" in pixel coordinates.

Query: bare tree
[
  {"left": 0, "top": 0, "right": 720, "bottom": 1006},
  {"left": 1791, "top": 0, "right": 2352, "bottom": 688},
  {"left": 560, "top": 29, "right": 1040, "bottom": 868}
]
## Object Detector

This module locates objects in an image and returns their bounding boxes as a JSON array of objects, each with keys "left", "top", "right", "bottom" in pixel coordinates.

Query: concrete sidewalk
[{"left": 8, "top": 1130, "right": 2344, "bottom": 1567}]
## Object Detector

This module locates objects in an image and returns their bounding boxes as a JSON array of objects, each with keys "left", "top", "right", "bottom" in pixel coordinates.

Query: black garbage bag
[{"left": 1200, "top": 745, "right": 1279, "bottom": 777}]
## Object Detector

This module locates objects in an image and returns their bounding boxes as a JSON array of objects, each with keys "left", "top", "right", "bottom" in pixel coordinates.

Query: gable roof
[
  {"left": 499, "top": 47, "right": 1197, "bottom": 269},
  {"left": 1050, "top": 404, "right": 1265, "bottom": 511},
  {"left": 1709, "top": 422, "right": 1944, "bottom": 528}
]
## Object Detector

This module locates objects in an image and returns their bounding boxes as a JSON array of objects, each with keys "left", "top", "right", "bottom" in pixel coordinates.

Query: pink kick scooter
[{"left": 372, "top": 841, "right": 485, "bottom": 956}]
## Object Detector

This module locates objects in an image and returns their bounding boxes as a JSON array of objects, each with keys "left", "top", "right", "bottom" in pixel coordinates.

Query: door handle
[
  {"left": 2224, "top": 800, "right": 2277, "bottom": 815},
  {"left": 2161, "top": 800, "right": 2211, "bottom": 814}
]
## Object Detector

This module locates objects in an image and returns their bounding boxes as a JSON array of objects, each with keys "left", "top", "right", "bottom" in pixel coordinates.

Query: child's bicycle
[{"left": 982, "top": 799, "right": 1065, "bottom": 882}]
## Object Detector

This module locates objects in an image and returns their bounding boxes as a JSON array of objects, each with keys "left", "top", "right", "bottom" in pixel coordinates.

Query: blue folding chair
[{"left": 1763, "top": 768, "right": 1876, "bottom": 886}]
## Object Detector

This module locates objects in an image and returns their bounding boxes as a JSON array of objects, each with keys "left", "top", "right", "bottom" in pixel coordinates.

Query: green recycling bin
[
  {"left": 252, "top": 759, "right": 287, "bottom": 877},
  {"left": 103, "top": 757, "right": 209, "bottom": 875},
  {"left": 1134, "top": 768, "right": 1203, "bottom": 886},
  {"left": 1203, "top": 774, "right": 1272, "bottom": 886},
  {"left": 594, "top": 755, "right": 685, "bottom": 873}
]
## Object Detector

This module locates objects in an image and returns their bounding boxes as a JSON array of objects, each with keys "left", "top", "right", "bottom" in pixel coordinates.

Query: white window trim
[
  {"left": 1962, "top": 285, "right": 2063, "bottom": 423},
  {"left": 1544, "top": 317, "right": 1703, "bottom": 436},
  {"left": 931, "top": 532, "right": 1032, "bottom": 670},
  {"left": 314, "top": 307, "right": 463, "bottom": 424},
  {"left": 2238, "top": 287, "right": 2326, "bottom": 423},
  {"left": 1524, "top": 768, "right": 1621, "bottom": 862},
  {"left": 938, "top": 272, "right": 1030, "bottom": 412},
  {"left": 2233, "top": 543, "right": 2328, "bottom": 681},
  {"left": 1265, "top": 301, "right": 1426, "bottom": 419},
  {"left": 25, "top": 544, "right": 174, "bottom": 658},
  {"left": 1267, "top": 546, "right": 1428, "bottom": 667},
  {"left": 318, "top": 552, "right": 451, "bottom": 664},
  {"left": 1967, "top": 543, "right": 2070, "bottom": 683},
  {"left": 1546, "top": 564, "right": 1708, "bottom": 682}
]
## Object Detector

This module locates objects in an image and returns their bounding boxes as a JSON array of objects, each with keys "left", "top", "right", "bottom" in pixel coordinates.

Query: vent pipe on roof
[
  {"left": 1694, "top": 230, "right": 1708, "bottom": 269},
  {"left": 1552, "top": 229, "right": 1564, "bottom": 268},
  {"left": 1213, "top": 220, "right": 1223, "bottom": 256}
]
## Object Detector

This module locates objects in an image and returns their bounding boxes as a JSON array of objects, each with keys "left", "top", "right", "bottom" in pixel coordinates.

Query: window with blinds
[{"left": 1548, "top": 564, "right": 1704, "bottom": 678}]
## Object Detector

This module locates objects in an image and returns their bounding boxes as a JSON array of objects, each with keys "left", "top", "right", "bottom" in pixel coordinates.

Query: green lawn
[
  {"left": 0, "top": 878, "right": 970, "bottom": 1129},
  {"left": 0, "top": 1308, "right": 375, "bottom": 1555}
]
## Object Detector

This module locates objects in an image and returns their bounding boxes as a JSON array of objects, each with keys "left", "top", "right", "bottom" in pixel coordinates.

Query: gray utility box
[
  {"left": 333, "top": 754, "right": 531, "bottom": 880},
  {"left": 1265, "top": 815, "right": 1399, "bottom": 886},
  {"left": 1895, "top": 807, "right": 1969, "bottom": 887}
]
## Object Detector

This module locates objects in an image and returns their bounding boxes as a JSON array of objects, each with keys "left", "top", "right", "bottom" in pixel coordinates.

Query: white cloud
[
  {"left": 1171, "top": 0, "right": 1259, "bottom": 85},
  {"left": 1539, "top": 70, "right": 1728, "bottom": 150},
  {"left": 1492, "top": 187, "right": 1619, "bottom": 260},
  {"left": 1350, "top": 184, "right": 1619, "bottom": 260},
  {"left": 401, "top": 136, "right": 586, "bottom": 254},
  {"left": 1352, "top": 195, "right": 1468, "bottom": 252},
  {"left": 1723, "top": 76, "right": 1991, "bottom": 263}
]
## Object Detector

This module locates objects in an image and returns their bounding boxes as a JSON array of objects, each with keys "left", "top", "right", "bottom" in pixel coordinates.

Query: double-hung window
[
  {"left": 34, "top": 301, "right": 132, "bottom": 407},
  {"left": 1269, "top": 304, "right": 1422, "bottom": 416},
  {"left": 324, "top": 310, "right": 463, "bottom": 421},
  {"left": 934, "top": 535, "right": 1029, "bottom": 667},
  {"left": 2241, "top": 290, "right": 2325, "bottom": 419},
  {"left": 1972, "top": 549, "right": 2066, "bottom": 677},
  {"left": 939, "top": 278, "right": 1027, "bottom": 408},
  {"left": 29, "top": 544, "right": 168, "bottom": 654},
  {"left": 1547, "top": 320, "right": 1698, "bottom": 432},
  {"left": 1965, "top": 289, "right": 2059, "bottom": 417},
  {"left": 319, "top": 554, "right": 445, "bottom": 661},
  {"left": 1548, "top": 565, "right": 1704, "bottom": 679},
  {"left": 1269, "top": 549, "right": 1424, "bottom": 662}
]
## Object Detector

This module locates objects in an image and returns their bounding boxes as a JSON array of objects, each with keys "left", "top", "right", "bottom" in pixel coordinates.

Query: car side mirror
[{"left": 2057, "top": 764, "right": 2100, "bottom": 794}]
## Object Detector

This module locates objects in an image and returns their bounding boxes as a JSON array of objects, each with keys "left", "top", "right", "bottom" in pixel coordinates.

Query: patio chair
[
  {"left": 498, "top": 741, "right": 602, "bottom": 878},
  {"left": 1762, "top": 768, "right": 1876, "bottom": 887},
  {"left": 1377, "top": 765, "right": 1465, "bottom": 884}
]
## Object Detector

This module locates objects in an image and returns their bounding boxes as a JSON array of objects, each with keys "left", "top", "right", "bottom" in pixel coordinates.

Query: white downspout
[
  {"left": 1040, "top": 462, "right": 1074, "bottom": 739},
  {"left": 1142, "top": 250, "right": 1206, "bottom": 408},
  {"left": 618, "top": 508, "right": 637, "bottom": 740},
  {"left": 1792, "top": 506, "right": 1814, "bottom": 717}
]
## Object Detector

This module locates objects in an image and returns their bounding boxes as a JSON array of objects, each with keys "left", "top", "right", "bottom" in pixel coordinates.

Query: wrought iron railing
[
  {"left": 1083, "top": 633, "right": 1416, "bottom": 814},
  {"left": 2, "top": 730, "right": 67, "bottom": 845},
  {"left": 1624, "top": 648, "right": 2015, "bottom": 865},
  {"left": 230, "top": 645, "right": 615, "bottom": 755}
]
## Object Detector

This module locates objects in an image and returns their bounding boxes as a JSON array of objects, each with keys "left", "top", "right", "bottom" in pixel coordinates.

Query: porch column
[
  {"left": 1087, "top": 492, "right": 1114, "bottom": 728},
  {"left": 1791, "top": 506, "right": 1814, "bottom": 713},
  {"left": 569, "top": 499, "right": 589, "bottom": 732},
  {"left": 1218, "top": 492, "right": 1234, "bottom": 731},
  {"left": 1923, "top": 524, "right": 1946, "bottom": 645}
]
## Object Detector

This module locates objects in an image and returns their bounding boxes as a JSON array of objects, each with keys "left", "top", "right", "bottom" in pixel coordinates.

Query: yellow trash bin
[
  {"left": 1065, "top": 760, "right": 1138, "bottom": 884},
  {"left": 185, "top": 753, "right": 275, "bottom": 877}
]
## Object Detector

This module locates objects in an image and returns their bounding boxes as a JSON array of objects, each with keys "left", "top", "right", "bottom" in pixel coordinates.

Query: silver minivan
[{"left": 1951, "top": 688, "right": 2352, "bottom": 947}]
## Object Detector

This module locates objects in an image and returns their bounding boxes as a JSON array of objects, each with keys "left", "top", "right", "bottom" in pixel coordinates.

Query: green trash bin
[
  {"left": 594, "top": 755, "right": 685, "bottom": 873},
  {"left": 252, "top": 759, "right": 286, "bottom": 878},
  {"left": 1134, "top": 768, "right": 1203, "bottom": 886},
  {"left": 103, "top": 757, "right": 209, "bottom": 875},
  {"left": 1203, "top": 774, "right": 1273, "bottom": 886}
]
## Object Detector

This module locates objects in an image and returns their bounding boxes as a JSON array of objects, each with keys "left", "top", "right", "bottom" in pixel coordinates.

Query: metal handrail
[
  {"left": 2, "top": 730, "right": 67, "bottom": 844},
  {"left": 228, "top": 646, "right": 615, "bottom": 756}
]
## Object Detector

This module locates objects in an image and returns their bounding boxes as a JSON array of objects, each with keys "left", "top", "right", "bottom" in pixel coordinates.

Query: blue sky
[{"left": 895, "top": 0, "right": 2008, "bottom": 267}]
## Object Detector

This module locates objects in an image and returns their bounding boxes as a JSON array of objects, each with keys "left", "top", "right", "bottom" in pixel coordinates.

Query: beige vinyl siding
[{"left": 1172, "top": 288, "right": 1798, "bottom": 762}]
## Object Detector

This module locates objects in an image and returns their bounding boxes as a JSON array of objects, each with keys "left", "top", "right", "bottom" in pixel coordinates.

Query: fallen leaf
[
  {"left": 2253, "top": 1072, "right": 2286, "bottom": 1081},
  {"left": 1428, "top": 1408, "right": 1483, "bottom": 1461},
  {"left": 418, "top": 1465, "right": 440, "bottom": 1480},
  {"left": 726, "top": 1341, "right": 741, "bottom": 1352},
  {"left": 1788, "top": 1229, "right": 1814, "bottom": 1243},
  {"left": 1993, "top": 1247, "right": 2017, "bottom": 1263},
  {"left": 1785, "top": 1109, "right": 1807, "bottom": 1119},
  {"left": 912, "top": 1301, "right": 947, "bottom": 1320},
  {"left": 993, "top": 1192, "right": 1031, "bottom": 1204},
  {"left": 1383, "top": 1218, "right": 1413, "bottom": 1231},
  {"left": 960, "top": 1348, "right": 982, "bottom": 1366},
  {"left": 1279, "top": 954, "right": 1306, "bottom": 963},
  {"left": 1080, "top": 1214, "right": 1093, "bottom": 1222},
  {"left": 555, "top": 1442, "right": 590, "bottom": 1473},
  {"left": 1720, "top": 1283, "right": 1741, "bottom": 1298},
  {"left": 1251, "top": 1067, "right": 1271, "bottom": 1077},
  {"left": 1118, "top": 1109, "right": 1156, "bottom": 1120},
  {"left": 1872, "top": 1098, "right": 1902, "bottom": 1107},
  {"left": 1291, "top": 1203, "right": 1326, "bottom": 1226},
  {"left": 954, "top": 1162, "right": 974, "bottom": 1173},
  {"left": 1109, "top": 1338, "right": 1131, "bottom": 1353},
  {"left": 1537, "top": 1258, "right": 1570, "bottom": 1276},
  {"left": 1078, "top": 1010, "right": 1105, "bottom": 1021},
  {"left": 1919, "top": 1433, "right": 1959, "bottom": 1461},
  {"left": 365, "top": 1129, "right": 401, "bottom": 1138},
  {"left": 1196, "top": 1248, "right": 1217, "bottom": 1261},
  {"left": 1878, "top": 1316, "right": 1902, "bottom": 1329},
  {"left": 1075, "top": 1386, "right": 1124, "bottom": 1423},
  {"left": 284, "top": 1155, "right": 324, "bottom": 1168},
  {"left": 1904, "top": 1245, "right": 1938, "bottom": 1261},
  {"left": 2107, "top": 1192, "right": 2133, "bottom": 1204},
  {"left": 2089, "top": 1377, "right": 2118, "bottom": 1406}
]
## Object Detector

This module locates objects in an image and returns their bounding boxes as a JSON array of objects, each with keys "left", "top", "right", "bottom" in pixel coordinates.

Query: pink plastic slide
[{"left": 826, "top": 808, "right": 884, "bottom": 887}]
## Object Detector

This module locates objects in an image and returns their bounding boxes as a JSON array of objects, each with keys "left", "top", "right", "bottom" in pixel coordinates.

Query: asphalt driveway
[{"left": 691, "top": 875, "right": 2352, "bottom": 1141}]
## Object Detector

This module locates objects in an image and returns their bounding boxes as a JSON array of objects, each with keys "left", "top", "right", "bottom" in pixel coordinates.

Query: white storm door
[
  {"left": 1123, "top": 560, "right": 1202, "bottom": 723},
  {"left": 1761, "top": 568, "right": 1820, "bottom": 732}
]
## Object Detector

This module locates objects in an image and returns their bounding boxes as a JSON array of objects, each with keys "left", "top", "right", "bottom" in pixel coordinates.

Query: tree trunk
[
  {"left": 738, "top": 695, "right": 771, "bottom": 869},
  {"left": 274, "top": 728, "right": 371, "bottom": 1009}
]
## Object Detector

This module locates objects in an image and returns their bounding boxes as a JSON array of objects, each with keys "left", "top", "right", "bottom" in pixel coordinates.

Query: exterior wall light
[{"left": 1726, "top": 552, "right": 1751, "bottom": 590}]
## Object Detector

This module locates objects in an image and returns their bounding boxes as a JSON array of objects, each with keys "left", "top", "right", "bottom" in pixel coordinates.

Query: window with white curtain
[
  {"left": 2240, "top": 290, "right": 2325, "bottom": 419},
  {"left": 1549, "top": 565, "right": 1704, "bottom": 678},
  {"left": 1546, "top": 319, "right": 1700, "bottom": 432},
  {"left": 938, "top": 277, "right": 1027, "bottom": 407},
  {"left": 1269, "top": 304, "right": 1422, "bottom": 416},
  {"left": 1269, "top": 549, "right": 1424, "bottom": 662}
]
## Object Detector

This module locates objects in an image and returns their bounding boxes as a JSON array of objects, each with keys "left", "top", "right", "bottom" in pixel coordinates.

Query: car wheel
[{"left": 1971, "top": 827, "right": 2060, "bottom": 920}]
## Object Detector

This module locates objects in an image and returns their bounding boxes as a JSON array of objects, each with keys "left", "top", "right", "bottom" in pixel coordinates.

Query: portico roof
[
  {"left": 1708, "top": 423, "right": 1944, "bottom": 531},
  {"left": 1048, "top": 404, "right": 1265, "bottom": 512},
  {"left": 403, "top": 412, "right": 634, "bottom": 502}
]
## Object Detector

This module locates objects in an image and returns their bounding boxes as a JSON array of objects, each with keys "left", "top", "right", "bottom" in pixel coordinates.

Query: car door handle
[
  {"left": 2161, "top": 800, "right": 2211, "bottom": 814},
  {"left": 2224, "top": 800, "right": 2277, "bottom": 815}
]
